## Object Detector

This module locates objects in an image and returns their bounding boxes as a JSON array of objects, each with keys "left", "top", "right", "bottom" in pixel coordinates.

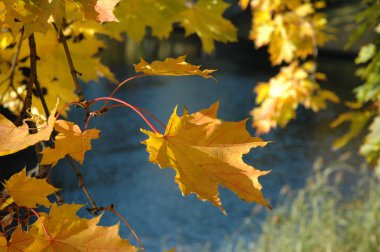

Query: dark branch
[
  {"left": 16, "top": 33, "right": 37, "bottom": 125},
  {"left": 53, "top": 22, "right": 85, "bottom": 102},
  {"left": 67, "top": 156, "right": 99, "bottom": 214}
]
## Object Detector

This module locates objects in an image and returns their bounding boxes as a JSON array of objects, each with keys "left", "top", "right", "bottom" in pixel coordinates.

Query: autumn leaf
[
  {"left": 94, "top": 0, "right": 120, "bottom": 23},
  {"left": 135, "top": 56, "right": 216, "bottom": 79},
  {"left": 180, "top": 0, "right": 237, "bottom": 53},
  {"left": 41, "top": 120, "right": 100, "bottom": 166},
  {"left": 106, "top": 0, "right": 185, "bottom": 42},
  {"left": 141, "top": 102, "right": 270, "bottom": 213},
  {"left": 249, "top": 0, "right": 330, "bottom": 65},
  {"left": 330, "top": 111, "right": 374, "bottom": 150},
  {"left": 3, "top": 168, "right": 58, "bottom": 208},
  {"left": 0, "top": 106, "right": 56, "bottom": 156},
  {"left": 28, "top": 204, "right": 137, "bottom": 251},
  {"left": 0, "top": 226, "right": 34, "bottom": 251},
  {"left": 251, "top": 62, "right": 338, "bottom": 134}
]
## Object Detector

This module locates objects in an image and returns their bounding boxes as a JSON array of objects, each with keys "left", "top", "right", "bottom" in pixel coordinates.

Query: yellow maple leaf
[
  {"left": 40, "top": 120, "right": 100, "bottom": 166},
  {"left": 3, "top": 168, "right": 58, "bottom": 208},
  {"left": 27, "top": 204, "right": 137, "bottom": 251},
  {"left": 249, "top": 0, "right": 329, "bottom": 65},
  {"left": 0, "top": 226, "right": 34, "bottom": 251},
  {"left": 180, "top": 0, "right": 237, "bottom": 53},
  {"left": 141, "top": 102, "right": 270, "bottom": 213},
  {"left": 0, "top": 106, "right": 56, "bottom": 156},
  {"left": 134, "top": 56, "right": 216, "bottom": 78},
  {"left": 251, "top": 62, "right": 339, "bottom": 134},
  {"left": 106, "top": 0, "right": 185, "bottom": 42}
]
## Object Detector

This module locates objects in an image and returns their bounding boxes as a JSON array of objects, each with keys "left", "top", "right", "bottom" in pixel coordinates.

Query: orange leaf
[
  {"left": 41, "top": 120, "right": 100, "bottom": 166},
  {"left": 1, "top": 226, "right": 34, "bottom": 252},
  {"left": 95, "top": 0, "right": 120, "bottom": 23},
  {"left": 141, "top": 102, "right": 270, "bottom": 213},
  {"left": 3, "top": 168, "right": 59, "bottom": 208},
  {"left": 134, "top": 56, "right": 216, "bottom": 79},
  {"left": 28, "top": 204, "right": 137, "bottom": 251},
  {"left": 0, "top": 107, "right": 56, "bottom": 156}
]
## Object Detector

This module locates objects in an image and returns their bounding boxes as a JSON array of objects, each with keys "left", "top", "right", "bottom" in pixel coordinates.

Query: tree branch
[
  {"left": 0, "top": 28, "right": 25, "bottom": 103},
  {"left": 67, "top": 156, "right": 99, "bottom": 214},
  {"left": 16, "top": 33, "right": 37, "bottom": 125},
  {"left": 53, "top": 22, "right": 85, "bottom": 102}
]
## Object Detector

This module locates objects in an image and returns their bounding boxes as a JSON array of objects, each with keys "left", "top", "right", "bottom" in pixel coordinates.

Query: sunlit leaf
[
  {"left": 41, "top": 120, "right": 100, "bottom": 166},
  {"left": 141, "top": 102, "right": 270, "bottom": 213},
  {"left": 180, "top": 0, "right": 237, "bottom": 53},
  {"left": 3, "top": 168, "right": 59, "bottom": 208},
  {"left": 28, "top": 204, "right": 137, "bottom": 251},
  {"left": 135, "top": 56, "right": 216, "bottom": 79},
  {"left": 0, "top": 106, "right": 56, "bottom": 156}
]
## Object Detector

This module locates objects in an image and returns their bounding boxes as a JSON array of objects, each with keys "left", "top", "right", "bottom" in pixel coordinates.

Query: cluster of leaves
[
  {"left": 0, "top": 1, "right": 272, "bottom": 249},
  {"left": 241, "top": 0, "right": 339, "bottom": 133},
  {"left": 330, "top": 0, "right": 380, "bottom": 174},
  {"left": 0, "top": 169, "right": 137, "bottom": 251}
]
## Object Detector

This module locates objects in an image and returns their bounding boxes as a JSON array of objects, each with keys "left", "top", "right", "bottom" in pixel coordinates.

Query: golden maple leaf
[
  {"left": 251, "top": 62, "right": 339, "bottom": 134},
  {"left": 106, "top": 0, "right": 185, "bottom": 42},
  {"left": 134, "top": 56, "right": 216, "bottom": 78},
  {"left": 0, "top": 106, "right": 56, "bottom": 156},
  {"left": 26, "top": 204, "right": 137, "bottom": 251},
  {"left": 3, "top": 168, "right": 59, "bottom": 208},
  {"left": 141, "top": 102, "right": 270, "bottom": 213},
  {"left": 41, "top": 120, "right": 100, "bottom": 166},
  {"left": 180, "top": 0, "right": 237, "bottom": 53},
  {"left": 0, "top": 226, "right": 34, "bottom": 251}
]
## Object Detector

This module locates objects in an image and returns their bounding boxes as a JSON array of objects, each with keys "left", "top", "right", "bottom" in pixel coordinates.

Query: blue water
[{"left": 51, "top": 55, "right": 362, "bottom": 251}]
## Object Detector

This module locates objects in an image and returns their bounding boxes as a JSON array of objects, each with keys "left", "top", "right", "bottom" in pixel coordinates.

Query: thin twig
[
  {"left": 16, "top": 33, "right": 37, "bottom": 125},
  {"left": 0, "top": 28, "right": 24, "bottom": 103},
  {"left": 52, "top": 22, "right": 85, "bottom": 102},
  {"left": 109, "top": 206, "right": 145, "bottom": 251},
  {"left": 34, "top": 80, "right": 50, "bottom": 118},
  {"left": 67, "top": 156, "right": 99, "bottom": 214}
]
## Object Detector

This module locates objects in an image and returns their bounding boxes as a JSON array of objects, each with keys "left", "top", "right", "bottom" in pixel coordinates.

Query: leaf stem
[
  {"left": 30, "top": 208, "right": 50, "bottom": 239},
  {"left": 91, "top": 97, "right": 160, "bottom": 133},
  {"left": 55, "top": 101, "right": 82, "bottom": 120},
  {"left": 106, "top": 104, "right": 166, "bottom": 129},
  {"left": 101, "top": 74, "right": 146, "bottom": 109}
]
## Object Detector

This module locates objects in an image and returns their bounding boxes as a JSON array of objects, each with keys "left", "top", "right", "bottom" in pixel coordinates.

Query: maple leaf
[
  {"left": 180, "top": 0, "right": 237, "bottom": 53},
  {"left": 41, "top": 120, "right": 100, "bottom": 166},
  {"left": 0, "top": 106, "right": 56, "bottom": 156},
  {"left": 251, "top": 62, "right": 339, "bottom": 134},
  {"left": 94, "top": 0, "right": 120, "bottom": 23},
  {"left": 3, "top": 168, "right": 59, "bottom": 208},
  {"left": 0, "top": 226, "right": 34, "bottom": 251},
  {"left": 135, "top": 56, "right": 216, "bottom": 78},
  {"left": 106, "top": 0, "right": 185, "bottom": 42},
  {"left": 141, "top": 102, "right": 270, "bottom": 213},
  {"left": 249, "top": 0, "right": 330, "bottom": 65},
  {"left": 1, "top": 0, "right": 51, "bottom": 38},
  {"left": 28, "top": 204, "right": 137, "bottom": 251}
]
